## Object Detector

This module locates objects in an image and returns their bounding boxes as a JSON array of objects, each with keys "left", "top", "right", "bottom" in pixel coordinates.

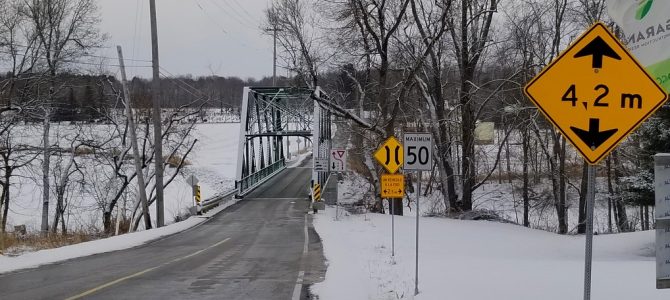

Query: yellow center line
[{"left": 64, "top": 237, "right": 231, "bottom": 300}]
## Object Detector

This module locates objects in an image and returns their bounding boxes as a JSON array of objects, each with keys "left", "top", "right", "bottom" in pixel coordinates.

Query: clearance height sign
[{"left": 525, "top": 22, "right": 667, "bottom": 164}]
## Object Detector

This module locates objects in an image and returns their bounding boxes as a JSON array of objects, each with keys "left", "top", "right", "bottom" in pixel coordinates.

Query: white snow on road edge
[
  {"left": 0, "top": 197, "right": 239, "bottom": 274},
  {"left": 311, "top": 206, "right": 664, "bottom": 300}
]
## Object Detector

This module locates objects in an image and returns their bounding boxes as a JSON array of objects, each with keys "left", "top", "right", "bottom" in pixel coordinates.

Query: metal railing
[
  {"left": 235, "top": 159, "right": 286, "bottom": 196},
  {"left": 199, "top": 189, "right": 237, "bottom": 214}
]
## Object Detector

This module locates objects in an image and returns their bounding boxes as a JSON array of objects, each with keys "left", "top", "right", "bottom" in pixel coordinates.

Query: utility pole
[
  {"left": 149, "top": 0, "right": 164, "bottom": 228},
  {"left": 266, "top": 7, "right": 281, "bottom": 86},
  {"left": 117, "top": 46, "right": 151, "bottom": 231}
]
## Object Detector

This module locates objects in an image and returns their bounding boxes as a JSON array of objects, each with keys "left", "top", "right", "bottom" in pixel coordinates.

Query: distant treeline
[{"left": 0, "top": 72, "right": 293, "bottom": 122}]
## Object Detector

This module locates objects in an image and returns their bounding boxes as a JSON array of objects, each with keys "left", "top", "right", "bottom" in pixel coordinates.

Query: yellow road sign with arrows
[{"left": 525, "top": 22, "right": 668, "bottom": 164}]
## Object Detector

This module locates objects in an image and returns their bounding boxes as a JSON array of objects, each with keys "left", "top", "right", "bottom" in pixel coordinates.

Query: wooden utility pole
[
  {"left": 117, "top": 46, "right": 151, "bottom": 231},
  {"left": 149, "top": 0, "right": 164, "bottom": 228}
]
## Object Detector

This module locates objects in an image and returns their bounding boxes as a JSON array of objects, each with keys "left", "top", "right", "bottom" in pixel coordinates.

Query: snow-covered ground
[
  {"left": 0, "top": 201, "right": 235, "bottom": 274},
  {"left": 311, "top": 206, "right": 665, "bottom": 300}
]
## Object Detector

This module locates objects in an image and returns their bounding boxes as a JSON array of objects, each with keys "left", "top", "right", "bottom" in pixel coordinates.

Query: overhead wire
[
  {"left": 194, "top": 0, "right": 229, "bottom": 34},
  {"left": 0, "top": 49, "right": 152, "bottom": 68},
  {"left": 0, "top": 42, "right": 153, "bottom": 63},
  {"left": 231, "top": 0, "right": 258, "bottom": 20},
  {"left": 158, "top": 66, "right": 235, "bottom": 109},
  {"left": 207, "top": 0, "right": 260, "bottom": 30},
  {"left": 131, "top": 0, "right": 146, "bottom": 78}
]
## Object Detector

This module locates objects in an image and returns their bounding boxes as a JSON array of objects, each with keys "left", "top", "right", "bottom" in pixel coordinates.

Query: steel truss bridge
[{"left": 235, "top": 86, "right": 332, "bottom": 197}]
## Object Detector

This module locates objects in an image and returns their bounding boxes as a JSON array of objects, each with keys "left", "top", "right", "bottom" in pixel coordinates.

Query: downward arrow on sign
[{"left": 570, "top": 118, "right": 618, "bottom": 149}]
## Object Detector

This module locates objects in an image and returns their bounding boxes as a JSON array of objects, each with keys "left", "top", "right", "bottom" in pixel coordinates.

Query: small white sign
[
  {"left": 314, "top": 158, "right": 329, "bottom": 172},
  {"left": 330, "top": 149, "right": 347, "bottom": 172},
  {"left": 186, "top": 175, "right": 199, "bottom": 186},
  {"left": 403, "top": 133, "right": 432, "bottom": 171}
]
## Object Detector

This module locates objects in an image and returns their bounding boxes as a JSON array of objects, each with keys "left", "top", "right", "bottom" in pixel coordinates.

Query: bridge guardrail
[
  {"left": 200, "top": 189, "right": 237, "bottom": 214},
  {"left": 235, "top": 159, "right": 286, "bottom": 197}
]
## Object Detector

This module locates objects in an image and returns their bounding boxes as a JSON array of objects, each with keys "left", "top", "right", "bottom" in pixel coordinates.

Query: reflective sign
[
  {"left": 525, "top": 22, "right": 668, "bottom": 164},
  {"left": 374, "top": 136, "right": 404, "bottom": 174},
  {"left": 381, "top": 174, "right": 404, "bottom": 198}
]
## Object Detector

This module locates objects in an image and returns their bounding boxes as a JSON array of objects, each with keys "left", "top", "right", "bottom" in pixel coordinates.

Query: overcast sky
[{"left": 97, "top": 0, "right": 274, "bottom": 80}]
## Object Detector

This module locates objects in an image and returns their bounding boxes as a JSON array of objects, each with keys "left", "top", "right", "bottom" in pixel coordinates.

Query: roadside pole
[
  {"left": 391, "top": 198, "right": 395, "bottom": 257},
  {"left": 583, "top": 163, "right": 596, "bottom": 300},
  {"left": 117, "top": 46, "right": 150, "bottom": 231},
  {"left": 415, "top": 171, "right": 421, "bottom": 296}
]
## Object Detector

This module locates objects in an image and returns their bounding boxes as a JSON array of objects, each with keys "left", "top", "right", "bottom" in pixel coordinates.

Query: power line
[
  {"left": 231, "top": 0, "right": 258, "bottom": 20},
  {"left": 0, "top": 42, "right": 153, "bottom": 63},
  {"left": 207, "top": 0, "right": 259, "bottom": 30},
  {"left": 158, "top": 67, "right": 235, "bottom": 109},
  {"left": 0, "top": 50, "right": 152, "bottom": 68},
  {"left": 194, "top": 0, "right": 229, "bottom": 34}
]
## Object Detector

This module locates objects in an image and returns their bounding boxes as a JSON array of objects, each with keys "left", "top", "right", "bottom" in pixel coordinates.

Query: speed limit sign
[{"left": 403, "top": 133, "right": 432, "bottom": 171}]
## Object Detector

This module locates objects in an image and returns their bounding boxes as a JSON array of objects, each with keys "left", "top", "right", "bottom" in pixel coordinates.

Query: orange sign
[
  {"left": 381, "top": 174, "right": 404, "bottom": 198},
  {"left": 525, "top": 22, "right": 668, "bottom": 164},
  {"left": 374, "top": 136, "right": 404, "bottom": 173}
]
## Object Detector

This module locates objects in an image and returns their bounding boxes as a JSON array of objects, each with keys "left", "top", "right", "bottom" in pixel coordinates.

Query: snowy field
[
  {"left": 312, "top": 206, "right": 665, "bottom": 300},
  {"left": 4, "top": 121, "right": 310, "bottom": 233},
  {"left": 4, "top": 123, "right": 241, "bottom": 232}
]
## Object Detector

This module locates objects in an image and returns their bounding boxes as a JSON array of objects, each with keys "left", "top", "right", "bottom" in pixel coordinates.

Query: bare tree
[
  {"left": 408, "top": 0, "right": 457, "bottom": 211},
  {"left": 22, "top": 0, "right": 105, "bottom": 233},
  {"left": 448, "top": 0, "right": 498, "bottom": 211}
]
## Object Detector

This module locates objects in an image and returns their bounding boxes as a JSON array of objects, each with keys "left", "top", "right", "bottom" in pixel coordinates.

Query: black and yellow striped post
[
  {"left": 312, "top": 182, "right": 324, "bottom": 213},
  {"left": 195, "top": 184, "right": 201, "bottom": 204},
  {"left": 313, "top": 183, "right": 321, "bottom": 202}
]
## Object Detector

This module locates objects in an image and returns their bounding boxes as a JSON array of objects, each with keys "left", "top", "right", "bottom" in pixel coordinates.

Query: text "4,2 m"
[{"left": 562, "top": 84, "right": 642, "bottom": 109}]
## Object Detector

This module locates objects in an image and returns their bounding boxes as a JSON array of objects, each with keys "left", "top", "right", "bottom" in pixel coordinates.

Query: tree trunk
[
  {"left": 522, "top": 128, "right": 530, "bottom": 227},
  {"left": 612, "top": 151, "right": 629, "bottom": 232},
  {"left": 606, "top": 156, "right": 613, "bottom": 233},
  {"left": 460, "top": 72, "right": 476, "bottom": 211},
  {"left": 1, "top": 171, "right": 9, "bottom": 233},
  {"left": 577, "top": 161, "right": 588, "bottom": 234},
  {"left": 41, "top": 115, "right": 51, "bottom": 233}
]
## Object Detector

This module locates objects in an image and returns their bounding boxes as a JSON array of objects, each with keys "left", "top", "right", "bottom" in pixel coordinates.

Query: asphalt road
[{"left": 0, "top": 163, "right": 326, "bottom": 300}]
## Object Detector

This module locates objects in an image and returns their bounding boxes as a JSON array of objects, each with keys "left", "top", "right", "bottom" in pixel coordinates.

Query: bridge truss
[{"left": 235, "top": 86, "right": 332, "bottom": 197}]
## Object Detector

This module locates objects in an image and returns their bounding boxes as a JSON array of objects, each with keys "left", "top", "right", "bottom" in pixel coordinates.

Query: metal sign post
[
  {"left": 391, "top": 198, "right": 395, "bottom": 258},
  {"left": 583, "top": 164, "right": 596, "bottom": 300},
  {"left": 403, "top": 132, "right": 432, "bottom": 296},
  {"left": 415, "top": 170, "right": 421, "bottom": 296}
]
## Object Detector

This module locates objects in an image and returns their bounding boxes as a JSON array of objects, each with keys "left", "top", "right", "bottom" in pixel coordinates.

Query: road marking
[
  {"left": 291, "top": 214, "right": 310, "bottom": 300},
  {"left": 64, "top": 238, "right": 230, "bottom": 300}
]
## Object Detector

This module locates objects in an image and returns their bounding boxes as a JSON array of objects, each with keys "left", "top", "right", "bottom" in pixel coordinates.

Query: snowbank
[{"left": 311, "top": 206, "right": 665, "bottom": 300}]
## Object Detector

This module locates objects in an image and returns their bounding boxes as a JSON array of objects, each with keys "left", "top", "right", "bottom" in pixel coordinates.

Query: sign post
[
  {"left": 374, "top": 136, "right": 404, "bottom": 258},
  {"left": 380, "top": 173, "right": 403, "bottom": 257},
  {"left": 583, "top": 164, "right": 596, "bottom": 299},
  {"left": 403, "top": 132, "right": 432, "bottom": 296},
  {"left": 524, "top": 22, "right": 668, "bottom": 300}
]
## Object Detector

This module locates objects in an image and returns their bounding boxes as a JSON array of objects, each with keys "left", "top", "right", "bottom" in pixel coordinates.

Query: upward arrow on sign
[
  {"left": 573, "top": 36, "right": 621, "bottom": 68},
  {"left": 524, "top": 22, "right": 668, "bottom": 165}
]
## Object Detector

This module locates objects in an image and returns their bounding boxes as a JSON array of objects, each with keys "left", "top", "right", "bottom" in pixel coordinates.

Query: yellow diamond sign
[
  {"left": 374, "top": 136, "right": 403, "bottom": 173},
  {"left": 525, "top": 22, "right": 668, "bottom": 165}
]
